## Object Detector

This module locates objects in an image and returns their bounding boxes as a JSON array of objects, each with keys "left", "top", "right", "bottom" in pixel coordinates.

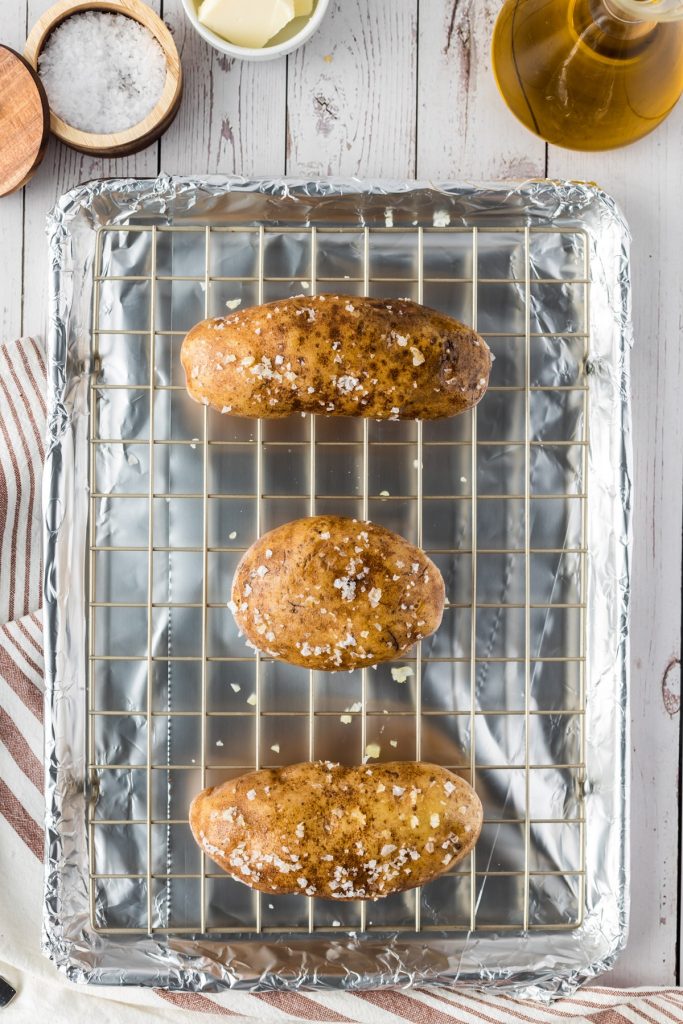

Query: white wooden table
[{"left": 1, "top": 0, "right": 681, "bottom": 989}]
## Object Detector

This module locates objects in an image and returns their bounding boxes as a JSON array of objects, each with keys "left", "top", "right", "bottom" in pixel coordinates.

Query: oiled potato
[
  {"left": 230, "top": 515, "right": 445, "bottom": 671},
  {"left": 189, "top": 761, "right": 482, "bottom": 900},
  {"left": 181, "top": 294, "right": 490, "bottom": 420}
]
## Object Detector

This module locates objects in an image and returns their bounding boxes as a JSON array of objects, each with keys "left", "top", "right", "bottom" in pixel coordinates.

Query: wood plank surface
[
  {"left": 548, "top": 105, "right": 683, "bottom": 985},
  {"left": 416, "top": 0, "right": 545, "bottom": 178},
  {"left": 286, "top": 0, "right": 418, "bottom": 177},
  {"left": 0, "top": 0, "right": 29, "bottom": 341},
  {"left": 0, "top": 0, "right": 681, "bottom": 989},
  {"left": 161, "top": 0, "right": 287, "bottom": 176}
]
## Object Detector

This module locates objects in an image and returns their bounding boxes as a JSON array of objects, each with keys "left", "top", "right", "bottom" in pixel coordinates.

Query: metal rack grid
[{"left": 86, "top": 221, "right": 589, "bottom": 937}]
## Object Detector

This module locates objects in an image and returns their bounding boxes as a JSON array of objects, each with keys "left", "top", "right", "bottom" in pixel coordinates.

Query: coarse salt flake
[
  {"left": 430, "top": 813, "right": 440, "bottom": 828},
  {"left": 391, "top": 666, "right": 413, "bottom": 683},
  {"left": 337, "top": 375, "right": 359, "bottom": 393},
  {"left": 333, "top": 576, "right": 356, "bottom": 602},
  {"left": 368, "top": 588, "right": 382, "bottom": 608},
  {"left": 337, "top": 633, "right": 356, "bottom": 649},
  {"left": 246, "top": 789, "right": 256, "bottom": 800},
  {"left": 270, "top": 743, "right": 280, "bottom": 753},
  {"left": 38, "top": 12, "right": 167, "bottom": 133}
]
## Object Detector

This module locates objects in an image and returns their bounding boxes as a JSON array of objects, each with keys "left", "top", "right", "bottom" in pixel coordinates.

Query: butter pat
[{"left": 198, "top": 0, "right": 296, "bottom": 48}]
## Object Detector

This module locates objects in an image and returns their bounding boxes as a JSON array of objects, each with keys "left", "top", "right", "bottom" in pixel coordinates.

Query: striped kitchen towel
[
  {"left": 0, "top": 337, "right": 45, "bottom": 626},
  {"left": 0, "top": 333, "right": 681, "bottom": 1023}
]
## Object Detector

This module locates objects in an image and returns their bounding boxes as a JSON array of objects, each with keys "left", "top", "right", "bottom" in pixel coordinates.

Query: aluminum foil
[{"left": 43, "top": 176, "right": 631, "bottom": 999}]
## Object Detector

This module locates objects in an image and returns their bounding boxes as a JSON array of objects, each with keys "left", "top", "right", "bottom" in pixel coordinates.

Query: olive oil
[{"left": 492, "top": 0, "right": 683, "bottom": 150}]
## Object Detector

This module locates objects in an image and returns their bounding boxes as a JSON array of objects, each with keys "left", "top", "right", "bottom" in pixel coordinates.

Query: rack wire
[{"left": 87, "top": 221, "right": 589, "bottom": 936}]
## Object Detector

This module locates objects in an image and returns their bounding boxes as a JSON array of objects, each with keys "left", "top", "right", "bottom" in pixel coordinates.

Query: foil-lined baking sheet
[{"left": 43, "top": 177, "right": 631, "bottom": 999}]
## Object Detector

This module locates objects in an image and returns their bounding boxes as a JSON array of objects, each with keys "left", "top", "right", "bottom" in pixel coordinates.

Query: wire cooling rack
[{"left": 87, "top": 221, "right": 589, "bottom": 937}]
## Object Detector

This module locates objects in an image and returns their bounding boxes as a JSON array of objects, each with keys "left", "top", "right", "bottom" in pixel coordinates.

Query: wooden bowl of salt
[{"left": 24, "top": 0, "right": 182, "bottom": 157}]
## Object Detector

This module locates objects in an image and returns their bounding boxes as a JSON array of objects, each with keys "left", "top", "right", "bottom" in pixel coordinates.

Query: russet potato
[
  {"left": 181, "top": 294, "right": 490, "bottom": 420},
  {"left": 190, "top": 761, "right": 483, "bottom": 900},
  {"left": 230, "top": 515, "right": 445, "bottom": 671}
]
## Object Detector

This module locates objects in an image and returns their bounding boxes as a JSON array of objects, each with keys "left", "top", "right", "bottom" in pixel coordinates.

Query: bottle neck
[
  {"left": 573, "top": 0, "right": 659, "bottom": 55},
  {"left": 604, "top": 0, "right": 683, "bottom": 20}
]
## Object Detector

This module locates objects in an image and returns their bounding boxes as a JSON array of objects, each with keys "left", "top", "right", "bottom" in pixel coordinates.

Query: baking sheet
[{"left": 43, "top": 176, "right": 631, "bottom": 998}]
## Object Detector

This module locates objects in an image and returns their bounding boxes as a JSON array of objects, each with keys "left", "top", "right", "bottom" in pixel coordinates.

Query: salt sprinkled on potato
[
  {"left": 230, "top": 515, "right": 445, "bottom": 671},
  {"left": 190, "top": 761, "right": 482, "bottom": 900},
  {"left": 181, "top": 294, "right": 491, "bottom": 421}
]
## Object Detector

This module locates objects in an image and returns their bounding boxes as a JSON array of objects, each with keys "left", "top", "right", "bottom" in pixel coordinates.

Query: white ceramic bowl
[{"left": 180, "top": 0, "right": 330, "bottom": 61}]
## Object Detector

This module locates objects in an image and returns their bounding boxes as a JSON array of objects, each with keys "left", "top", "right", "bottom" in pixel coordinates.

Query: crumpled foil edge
[{"left": 42, "top": 176, "right": 631, "bottom": 1000}]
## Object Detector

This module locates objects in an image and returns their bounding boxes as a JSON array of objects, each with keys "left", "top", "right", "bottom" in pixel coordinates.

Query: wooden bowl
[{"left": 24, "top": 0, "right": 182, "bottom": 157}]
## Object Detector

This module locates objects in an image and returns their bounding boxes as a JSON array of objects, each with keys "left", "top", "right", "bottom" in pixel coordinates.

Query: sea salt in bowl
[
  {"left": 180, "top": 0, "right": 331, "bottom": 62},
  {"left": 24, "top": 0, "right": 182, "bottom": 156}
]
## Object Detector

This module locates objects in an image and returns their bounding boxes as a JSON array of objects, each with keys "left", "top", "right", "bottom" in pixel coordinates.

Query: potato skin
[
  {"left": 181, "top": 294, "right": 490, "bottom": 420},
  {"left": 230, "top": 515, "right": 445, "bottom": 671},
  {"left": 189, "top": 761, "right": 482, "bottom": 900}
]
